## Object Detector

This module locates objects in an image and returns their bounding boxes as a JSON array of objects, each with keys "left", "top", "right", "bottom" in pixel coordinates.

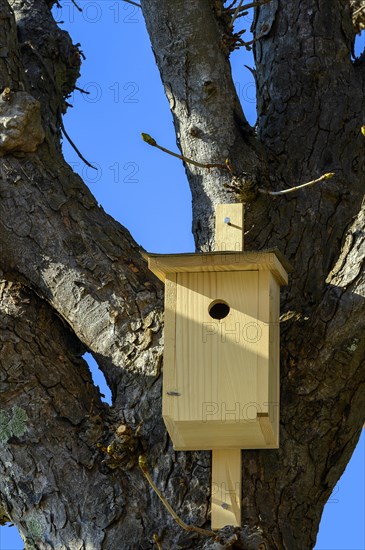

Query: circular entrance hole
[{"left": 208, "top": 300, "right": 230, "bottom": 320}]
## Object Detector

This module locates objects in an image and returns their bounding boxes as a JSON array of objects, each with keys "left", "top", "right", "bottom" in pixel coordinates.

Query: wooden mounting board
[{"left": 211, "top": 203, "right": 243, "bottom": 529}]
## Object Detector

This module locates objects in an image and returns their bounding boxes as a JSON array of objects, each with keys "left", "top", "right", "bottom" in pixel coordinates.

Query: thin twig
[
  {"left": 152, "top": 534, "right": 163, "bottom": 549},
  {"left": 225, "top": 0, "right": 237, "bottom": 11},
  {"left": 20, "top": 40, "right": 96, "bottom": 171},
  {"left": 74, "top": 86, "right": 90, "bottom": 95},
  {"left": 141, "top": 133, "right": 227, "bottom": 171},
  {"left": 139, "top": 456, "right": 216, "bottom": 538},
  {"left": 227, "top": 0, "right": 271, "bottom": 13},
  {"left": 258, "top": 172, "right": 335, "bottom": 196},
  {"left": 233, "top": 35, "right": 255, "bottom": 50},
  {"left": 141, "top": 132, "right": 333, "bottom": 197},
  {"left": 236, "top": 26, "right": 270, "bottom": 49},
  {"left": 60, "top": 120, "right": 97, "bottom": 170},
  {"left": 232, "top": 10, "right": 250, "bottom": 21},
  {"left": 71, "top": 0, "right": 82, "bottom": 12},
  {"left": 244, "top": 64, "right": 256, "bottom": 78},
  {"left": 229, "top": 0, "right": 244, "bottom": 28},
  {"left": 226, "top": 27, "right": 267, "bottom": 51},
  {"left": 122, "top": 0, "right": 142, "bottom": 8},
  {"left": 354, "top": 5, "right": 365, "bottom": 16}
]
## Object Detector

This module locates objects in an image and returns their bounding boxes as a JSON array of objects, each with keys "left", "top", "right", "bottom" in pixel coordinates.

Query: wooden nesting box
[{"left": 147, "top": 249, "right": 290, "bottom": 451}]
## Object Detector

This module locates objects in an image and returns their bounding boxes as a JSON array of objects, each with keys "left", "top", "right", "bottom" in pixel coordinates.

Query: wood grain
[
  {"left": 211, "top": 449, "right": 242, "bottom": 529},
  {"left": 148, "top": 251, "right": 289, "bottom": 286}
]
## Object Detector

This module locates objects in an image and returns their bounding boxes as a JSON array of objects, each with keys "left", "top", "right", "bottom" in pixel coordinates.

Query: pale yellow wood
[
  {"left": 268, "top": 272, "right": 280, "bottom": 446},
  {"left": 162, "top": 268, "right": 275, "bottom": 450},
  {"left": 170, "top": 420, "right": 276, "bottom": 450},
  {"left": 147, "top": 251, "right": 289, "bottom": 286},
  {"left": 211, "top": 205, "right": 243, "bottom": 529},
  {"left": 211, "top": 449, "right": 241, "bottom": 528},
  {"left": 255, "top": 271, "right": 280, "bottom": 447},
  {"left": 215, "top": 203, "right": 244, "bottom": 252},
  {"left": 151, "top": 203, "right": 288, "bottom": 530},
  {"left": 169, "top": 271, "right": 258, "bottom": 439},
  {"left": 162, "top": 275, "right": 177, "bottom": 423},
  {"left": 258, "top": 414, "right": 276, "bottom": 446},
  {"left": 257, "top": 270, "right": 270, "bottom": 414}
]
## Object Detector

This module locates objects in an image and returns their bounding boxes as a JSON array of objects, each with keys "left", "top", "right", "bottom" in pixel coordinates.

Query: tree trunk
[{"left": 0, "top": 0, "right": 364, "bottom": 549}]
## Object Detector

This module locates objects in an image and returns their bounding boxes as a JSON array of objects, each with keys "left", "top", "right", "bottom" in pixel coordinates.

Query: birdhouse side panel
[
  {"left": 268, "top": 272, "right": 280, "bottom": 443},
  {"left": 257, "top": 271, "right": 270, "bottom": 414},
  {"left": 162, "top": 274, "right": 178, "bottom": 423},
  {"left": 256, "top": 270, "right": 280, "bottom": 446}
]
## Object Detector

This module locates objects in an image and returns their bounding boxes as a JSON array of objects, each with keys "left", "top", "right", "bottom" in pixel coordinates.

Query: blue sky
[{"left": 1, "top": 2, "right": 364, "bottom": 548}]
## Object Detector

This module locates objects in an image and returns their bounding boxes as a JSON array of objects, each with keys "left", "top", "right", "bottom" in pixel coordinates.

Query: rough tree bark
[{"left": 0, "top": 0, "right": 364, "bottom": 549}]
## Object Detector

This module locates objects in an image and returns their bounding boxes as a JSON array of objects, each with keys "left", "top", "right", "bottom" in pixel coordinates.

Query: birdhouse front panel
[
  {"left": 162, "top": 270, "right": 280, "bottom": 450},
  {"left": 174, "top": 271, "right": 259, "bottom": 420}
]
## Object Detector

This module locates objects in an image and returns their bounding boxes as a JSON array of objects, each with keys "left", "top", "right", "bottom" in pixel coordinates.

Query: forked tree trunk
[{"left": 0, "top": 0, "right": 364, "bottom": 549}]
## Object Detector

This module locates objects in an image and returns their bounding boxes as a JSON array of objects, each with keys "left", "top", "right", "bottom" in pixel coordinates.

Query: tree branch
[
  {"left": 0, "top": 154, "right": 164, "bottom": 401},
  {"left": 0, "top": 0, "right": 25, "bottom": 88},
  {"left": 141, "top": 133, "right": 335, "bottom": 197},
  {"left": 229, "top": 0, "right": 244, "bottom": 28},
  {"left": 141, "top": 133, "right": 228, "bottom": 171},
  {"left": 258, "top": 172, "right": 335, "bottom": 196},
  {"left": 226, "top": 0, "right": 271, "bottom": 14},
  {"left": 0, "top": 280, "right": 169, "bottom": 546},
  {"left": 140, "top": 0, "right": 262, "bottom": 250},
  {"left": 0, "top": 282, "right": 116, "bottom": 545}
]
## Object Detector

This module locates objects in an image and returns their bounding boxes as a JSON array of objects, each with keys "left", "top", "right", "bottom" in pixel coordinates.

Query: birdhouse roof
[{"left": 144, "top": 249, "right": 291, "bottom": 286}]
